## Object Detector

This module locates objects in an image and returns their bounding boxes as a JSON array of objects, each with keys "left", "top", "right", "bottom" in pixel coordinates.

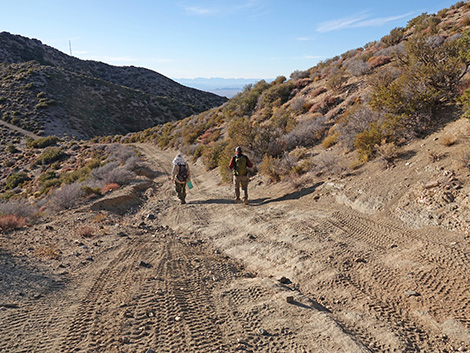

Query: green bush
[
  {"left": 34, "top": 147, "right": 66, "bottom": 165},
  {"left": 6, "top": 172, "right": 30, "bottom": 189},
  {"left": 27, "top": 135, "right": 60, "bottom": 149},
  {"left": 381, "top": 27, "right": 405, "bottom": 47},
  {"left": 39, "top": 170, "right": 57, "bottom": 183},
  {"left": 6, "top": 145, "right": 19, "bottom": 153}
]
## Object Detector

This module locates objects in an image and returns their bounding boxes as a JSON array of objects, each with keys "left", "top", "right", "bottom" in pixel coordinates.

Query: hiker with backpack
[
  {"left": 228, "top": 146, "right": 253, "bottom": 205},
  {"left": 171, "top": 154, "right": 191, "bottom": 204}
]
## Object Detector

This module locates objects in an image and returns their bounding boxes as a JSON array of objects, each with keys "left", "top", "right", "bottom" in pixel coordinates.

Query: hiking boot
[
  {"left": 181, "top": 200, "right": 186, "bottom": 204},
  {"left": 244, "top": 198, "right": 248, "bottom": 205},
  {"left": 235, "top": 198, "right": 241, "bottom": 203}
]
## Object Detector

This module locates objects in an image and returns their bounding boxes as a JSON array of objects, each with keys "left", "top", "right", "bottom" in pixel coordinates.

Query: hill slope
[{"left": 0, "top": 32, "right": 227, "bottom": 139}]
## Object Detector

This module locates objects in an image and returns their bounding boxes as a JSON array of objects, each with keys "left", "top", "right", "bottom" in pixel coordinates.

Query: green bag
[
  {"left": 233, "top": 155, "right": 247, "bottom": 176},
  {"left": 187, "top": 180, "right": 193, "bottom": 189}
]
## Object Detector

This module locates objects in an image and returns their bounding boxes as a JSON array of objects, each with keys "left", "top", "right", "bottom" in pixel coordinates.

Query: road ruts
[
  {"left": 0, "top": 290, "right": 76, "bottom": 353},
  {"left": 322, "top": 209, "right": 469, "bottom": 352}
]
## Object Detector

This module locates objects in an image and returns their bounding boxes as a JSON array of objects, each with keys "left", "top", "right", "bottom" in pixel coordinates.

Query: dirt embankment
[{"left": 1, "top": 142, "right": 469, "bottom": 352}]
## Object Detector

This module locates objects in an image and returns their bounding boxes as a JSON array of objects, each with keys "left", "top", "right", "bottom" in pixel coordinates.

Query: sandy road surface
[
  {"left": 138, "top": 144, "right": 470, "bottom": 352},
  {"left": 0, "top": 143, "right": 469, "bottom": 352}
]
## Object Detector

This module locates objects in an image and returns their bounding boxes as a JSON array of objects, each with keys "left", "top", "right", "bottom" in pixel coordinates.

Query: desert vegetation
[
  {"left": 121, "top": 4, "right": 470, "bottom": 184},
  {"left": 0, "top": 139, "right": 144, "bottom": 225}
]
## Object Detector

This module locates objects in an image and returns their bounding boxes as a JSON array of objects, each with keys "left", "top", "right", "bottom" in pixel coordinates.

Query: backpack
[
  {"left": 233, "top": 155, "right": 247, "bottom": 176},
  {"left": 177, "top": 163, "right": 188, "bottom": 182}
]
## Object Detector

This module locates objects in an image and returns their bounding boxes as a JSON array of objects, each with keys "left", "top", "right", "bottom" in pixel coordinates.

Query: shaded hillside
[{"left": 0, "top": 32, "right": 227, "bottom": 139}]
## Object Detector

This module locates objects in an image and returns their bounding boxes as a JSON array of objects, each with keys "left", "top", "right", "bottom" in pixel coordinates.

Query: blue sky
[{"left": 0, "top": 0, "right": 462, "bottom": 80}]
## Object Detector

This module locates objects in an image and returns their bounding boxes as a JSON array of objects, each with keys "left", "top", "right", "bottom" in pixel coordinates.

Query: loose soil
[{"left": 1, "top": 132, "right": 470, "bottom": 352}]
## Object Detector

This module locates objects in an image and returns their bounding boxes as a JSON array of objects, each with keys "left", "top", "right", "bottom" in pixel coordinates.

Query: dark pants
[
  {"left": 175, "top": 182, "right": 186, "bottom": 203},
  {"left": 234, "top": 175, "right": 249, "bottom": 200}
]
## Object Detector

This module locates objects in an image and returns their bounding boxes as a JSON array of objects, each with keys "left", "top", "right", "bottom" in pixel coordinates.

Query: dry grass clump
[
  {"left": 376, "top": 142, "right": 399, "bottom": 167},
  {"left": 428, "top": 150, "right": 445, "bottom": 163},
  {"left": 0, "top": 214, "right": 26, "bottom": 232},
  {"left": 76, "top": 225, "right": 96, "bottom": 238},
  {"left": 92, "top": 213, "right": 107, "bottom": 223},
  {"left": 34, "top": 245, "right": 60, "bottom": 260},
  {"left": 441, "top": 134, "right": 457, "bottom": 147}
]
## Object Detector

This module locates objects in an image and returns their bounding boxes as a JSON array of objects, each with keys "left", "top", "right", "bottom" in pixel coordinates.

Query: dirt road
[{"left": 1, "top": 144, "right": 469, "bottom": 352}]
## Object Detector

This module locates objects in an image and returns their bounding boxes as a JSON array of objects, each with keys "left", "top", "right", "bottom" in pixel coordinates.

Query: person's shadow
[
  {"left": 190, "top": 182, "right": 323, "bottom": 206},
  {"left": 250, "top": 182, "right": 323, "bottom": 206},
  {"left": 192, "top": 199, "right": 236, "bottom": 205}
]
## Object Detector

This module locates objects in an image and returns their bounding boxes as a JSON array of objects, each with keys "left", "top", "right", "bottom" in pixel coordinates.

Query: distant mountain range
[
  {"left": 174, "top": 77, "right": 273, "bottom": 98},
  {"left": 0, "top": 32, "right": 227, "bottom": 139}
]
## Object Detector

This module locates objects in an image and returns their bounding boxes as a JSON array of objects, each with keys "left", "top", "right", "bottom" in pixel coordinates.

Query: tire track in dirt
[
  {"left": 325, "top": 209, "right": 469, "bottom": 350},
  {"left": 0, "top": 280, "right": 75, "bottom": 352},
  {"left": 136, "top": 144, "right": 470, "bottom": 351},
  {"left": 59, "top": 239, "right": 150, "bottom": 352}
]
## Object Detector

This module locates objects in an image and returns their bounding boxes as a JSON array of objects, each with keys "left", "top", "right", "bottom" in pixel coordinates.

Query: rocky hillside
[
  {"left": 120, "top": 2, "right": 470, "bottom": 232},
  {"left": 0, "top": 32, "right": 227, "bottom": 139}
]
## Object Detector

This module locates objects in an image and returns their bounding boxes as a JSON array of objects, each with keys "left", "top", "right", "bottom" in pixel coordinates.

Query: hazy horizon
[{"left": 0, "top": 1, "right": 460, "bottom": 79}]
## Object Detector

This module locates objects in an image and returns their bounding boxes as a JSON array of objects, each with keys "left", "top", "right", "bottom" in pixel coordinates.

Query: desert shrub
[
  {"left": 290, "top": 159, "right": 312, "bottom": 176},
  {"left": 34, "top": 147, "right": 67, "bottom": 166},
  {"left": 202, "top": 140, "right": 229, "bottom": 171},
  {"left": 310, "top": 87, "right": 327, "bottom": 98},
  {"left": 290, "top": 97, "right": 307, "bottom": 114},
  {"left": 406, "top": 12, "right": 440, "bottom": 34},
  {"left": 294, "top": 78, "right": 312, "bottom": 88},
  {"left": 0, "top": 200, "right": 36, "bottom": 218},
  {"left": 290, "top": 70, "right": 310, "bottom": 80},
  {"left": 312, "top": 151, "right": 347, "bottom": 176},
  {"left": 257, "top": 79, "right": 294, "bottom": 111},
  {"left": 6, "top": 171, "right": 29, "bottom": 189},
  {"left": 0, "top": 214, "right": 26, "bottom": 232},
  {"left": 368, "top": 55, "right": 391, "bottom": 69},
  {"left": 326, "top": 70, "right": 347, "bottom": 92},
  {"left": 268, "top": 107, "right": 294, "bottom": 135},
  {"left": 26, "top": 135, "right": 59, "bottom": 149},
  {"left": 337, "top": 104, "right": 378, "bottom": 149},
  {"left": 251, "top": 125, "right": 283, "bottom": 158},
  {"left": 92, "top": 162, "right": 136, "bottom": 185},
  {"left": 80, "top": 185, "right": 102, "bottom": 197},
  {"left": 322, "top": 133, "right": 338, "bottom": 148},
  {"left": 458, "top": 88, "right": 470, "bottom": 118},
  {"left": 367, "top": 67, "right": 401, "bottom": 91},
  {"left": 101, "top": 183, "right": 120, "bottom": 193},
  {"left": 40, "top": 178, "right": 62, "bottom": 194},
  {"left": 228, "top": 116, "right": 257, "bottom": 150},
  {"left": 76, "top": 225, "right": 96, "bottom": 238},
  {"left": 281, "top": 116, "right": 327, "bottom": 150},
  {"left": 400, "top": 33, "right": 470, "bottom": 102},
  {"left": 6, "top": 144, "right": 19, "bottom": 153},
  {"left": 106, "top": 144, "right": 138, "bottom": 163},
  {"left": 48, "top": 183, "right": 85, "bottom": 210},
  {"left": 217, "top": 143, "right": 238, "bottom": 183},
  {"left": 39, "top": 170, "right": 57, "bottom": 183},
  {"left": 437, "top": 8, "right": 448, "bottom": 18},
  {"left": 354, "top": 122, "right": 384, "bottom": 161},
  {"left": 225, "top": 80, "right": 270, "bottom": 118},
  {"left": 381, "top": 27, "right": 405, "bottom": 47},
  {"left": 345, "top": 58, "right": 369, "bottom": 76},
  {"left": 376, "top": 141, "right": 400, "bottom": 166},
  {"left": 259, "top": 155, "right": 281, "bottom": 182}
]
